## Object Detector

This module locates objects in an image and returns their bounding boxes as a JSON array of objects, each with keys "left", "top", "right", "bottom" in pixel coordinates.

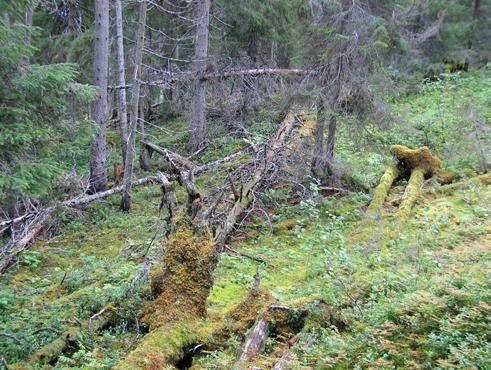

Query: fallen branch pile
[{"left": 117, "top": 112, "right": 307, "bottom": 368}]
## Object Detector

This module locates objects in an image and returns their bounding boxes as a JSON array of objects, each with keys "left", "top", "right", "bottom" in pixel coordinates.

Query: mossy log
[
  {"left": 434, "top": 172, "right": 491, "bottom": 194},
  {"left": 117, "top": 113, "right": 301, "bottom": 369},
  {"left": 113, "top": 320, "right": 211, "bottom": 370},
  {"left": 366, "top": 166, "right": 400, "bottom": 215}
]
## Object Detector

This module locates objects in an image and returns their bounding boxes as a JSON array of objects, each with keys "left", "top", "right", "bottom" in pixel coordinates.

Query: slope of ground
[{"left": 0, "top": 70, "right": 489, "bottom": 369}]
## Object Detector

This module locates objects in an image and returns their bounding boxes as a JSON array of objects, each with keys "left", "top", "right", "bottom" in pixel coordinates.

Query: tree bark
[
  {"left": 326, "top": 114, "right": 337, "bottom": 165},
  {"left": 188, "top": 0, "right": 211, "bottom": 152},
  {"left": 468, "top": 0, "right": 481, "bottom": 49},
  {"left": 139, "top": 102, "right": 152, "bottom": 171},
  {"left": 22, "top": 3, "right": 34, "bottom": 65},
  {"left": 312, "top": 101, "right": 326, "bottom": 178},
  {"left": 121, "top": 0, "right": 147, "bottom": 212},
  {"left": 239, "top": 316, "right": 268, "bottom": 361},
  {"left": 115, "top": 0, "right": 129, "bottom": 163},
  {"left": 472, "top": 0, "right": 481, "bottom": 20},
  {"left": 89, "top": 0, "right": 109, "bottom": 194}
]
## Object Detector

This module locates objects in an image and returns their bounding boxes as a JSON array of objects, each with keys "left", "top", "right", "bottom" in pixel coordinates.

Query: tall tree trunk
[
  {"left": 312, "top": 101, "right": 326, "bottom": 178},
  {"left": 88, "top": 0, "right": 109, "bottom": 194},
  {"left": 472, "top": 0, "right": 481, "bottom": 20},
  {"left": 188, "top": 0, "right": 211, "bottom": 152},
  {"left": 468, "top": 0, "right": 481, "bottom": 49},
  {"left": 121, "top": 0, "right": 147, "bottom": 212},
  {"left": 326, "top": 114, "right": 337, "bottom": 165},
  {"left": 139, "top": 101, "right": 152, "bottom": 171},
  {"left": 22, "top": 3, "right": 34, "bottom": 65},
  {"left": 115, "top": 0, "right": 128, "bottom": 163}
]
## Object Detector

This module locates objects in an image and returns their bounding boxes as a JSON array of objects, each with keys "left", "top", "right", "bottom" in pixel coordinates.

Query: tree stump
[{"left": 367, "top": 145, "right": 446, "bottom": 218}]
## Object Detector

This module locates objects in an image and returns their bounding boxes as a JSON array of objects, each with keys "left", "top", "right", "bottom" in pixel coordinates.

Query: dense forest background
[{"left": 0, "top": 0, "right": 490, "bottom": 369}]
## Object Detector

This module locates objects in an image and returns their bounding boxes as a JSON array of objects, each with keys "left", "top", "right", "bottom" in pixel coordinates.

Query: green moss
[
  {"left": 396, "top": 167, "right": 425, "bottom": 218},
  {"left": 115, "top": 320, "right": 212, "bottom": 370},
  {"left": 367, "top": 165, "right": 400, "bottom": 215},
  {"left": 142, "top": 217, "right": 216, "bottom": 328}
]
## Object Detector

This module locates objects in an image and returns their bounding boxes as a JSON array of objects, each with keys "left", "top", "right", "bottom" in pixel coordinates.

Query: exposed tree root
[
  {"left": 367, "top": 145, "right": 454, "bottom": 218},
  {"left": 366, "top": 166, "right": 400, "bottom": 216},
  {"left": 397, "top": 167, "right": 425, "bottom": 218}
]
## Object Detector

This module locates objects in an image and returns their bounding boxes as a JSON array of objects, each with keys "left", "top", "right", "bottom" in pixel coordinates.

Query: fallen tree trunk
[
  {"left": 214, "top": 112, "right": 298, "bottom": 249},
  {"left": 0, "top": 211, "right": 52, "bottom": 275},
  {"left": 366, "top": 166, "right": 400, "bottom": 216},
  {"left": 1, "top": 143, "right": 254, "bottom": 275},
  {"left": 396, "top": 167, "right": 425, "bottom": 218},
  {"left": 119, "top": 113, "right": 303, "bottom": 368},
  {"left": 142, "top": 141, "right": 196, "bottom": 171},
  {"left": 109, "top": 68, "right": 309, "bottom": 90}
]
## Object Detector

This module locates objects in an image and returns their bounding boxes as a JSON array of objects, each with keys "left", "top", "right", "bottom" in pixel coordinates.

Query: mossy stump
[
  {"left": 368, "top": 145, "right": 447, "bottom": 218},
  {"left": 142, "top": 218, "right": 216, "bottom": 328}
]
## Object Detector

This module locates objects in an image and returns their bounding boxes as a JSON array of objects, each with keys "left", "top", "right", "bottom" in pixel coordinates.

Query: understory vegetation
[
  {"left": 1, "top": 68, "right": 489, "bottom": 369},
  {"left": 1, "top": 0, "right": 490, "bottom": 368}
]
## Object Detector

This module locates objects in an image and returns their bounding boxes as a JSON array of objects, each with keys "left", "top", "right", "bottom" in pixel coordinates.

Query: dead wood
[
  {"left": 105, "top": 113, "right": 305, "bottom": 368},
  {"left": 213, "top": 112, "right": 299, "bottom": 249},
  {"left": 224, "top": 244, "right": 267, "bottom": 264},
  {"left": 142, "top": 141, "right": 196, "bottom": 171},
  {"left": 238, "top": 314, "right": 269, "bottom": 363},
  {"left": 158, "top": 172, "right": 179, "bottom": 227},
  {"left": 234, "top": 304, "right": 303, "bottom": 368},
  {"left": 0, "top": 333, "right": 21, "bottom": 344},
  {"left": 109, "top": 68, "right": 309, "bottom": 90}
]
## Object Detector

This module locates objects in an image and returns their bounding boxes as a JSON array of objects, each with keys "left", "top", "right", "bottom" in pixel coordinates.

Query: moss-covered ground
[{"left": 0, "top": 70, "right": 489, "bottom": 369}]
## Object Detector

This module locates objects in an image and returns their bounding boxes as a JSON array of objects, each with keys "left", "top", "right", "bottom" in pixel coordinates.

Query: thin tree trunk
[
  {"left": 89, "top": 0, "right": 109, "bottom": 194},
  {"left": 326, "top": 114, "right": 337, "bottom": 165},
  {"left": 139, "top": 101, "right": 152, "bottom": 171},
  {"left": 115, "top": 0, "right": 128, "bottom": 163},
  {"left": 468, "top": 0, "right": 481, "bottom": 49},
  {"left": 188, "top": 0, "right": 211, "bottom": 152},
  {"left": 22, "top": 4, "right": 34, "bottom": 65},
  {"left": 121, "top": 0, "right": 147, "bottom": 212},
  {"left": 312, "top": 101, "right": 326, "bottom": 178}
]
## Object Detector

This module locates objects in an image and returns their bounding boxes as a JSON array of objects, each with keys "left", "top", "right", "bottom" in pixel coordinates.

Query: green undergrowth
[
  {"left": 0, "top": 186, "right": 163, "bottom": 367},
  {"left": 195, "top": 180, "right": 490, "bottom": 369},
  {"left": 333, "top": 68, "right": 490, "bottom": 190},
  {"left": 1, "top": 70, "right": 489, "bottom": 369},
  {"left": 1, "top": 175, "right": 489, "bottom": 369}
]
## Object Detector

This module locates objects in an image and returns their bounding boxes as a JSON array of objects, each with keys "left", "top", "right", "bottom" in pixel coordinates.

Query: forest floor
[{"left": 0, "top": 71, "right": 489, "bottom": 369}]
